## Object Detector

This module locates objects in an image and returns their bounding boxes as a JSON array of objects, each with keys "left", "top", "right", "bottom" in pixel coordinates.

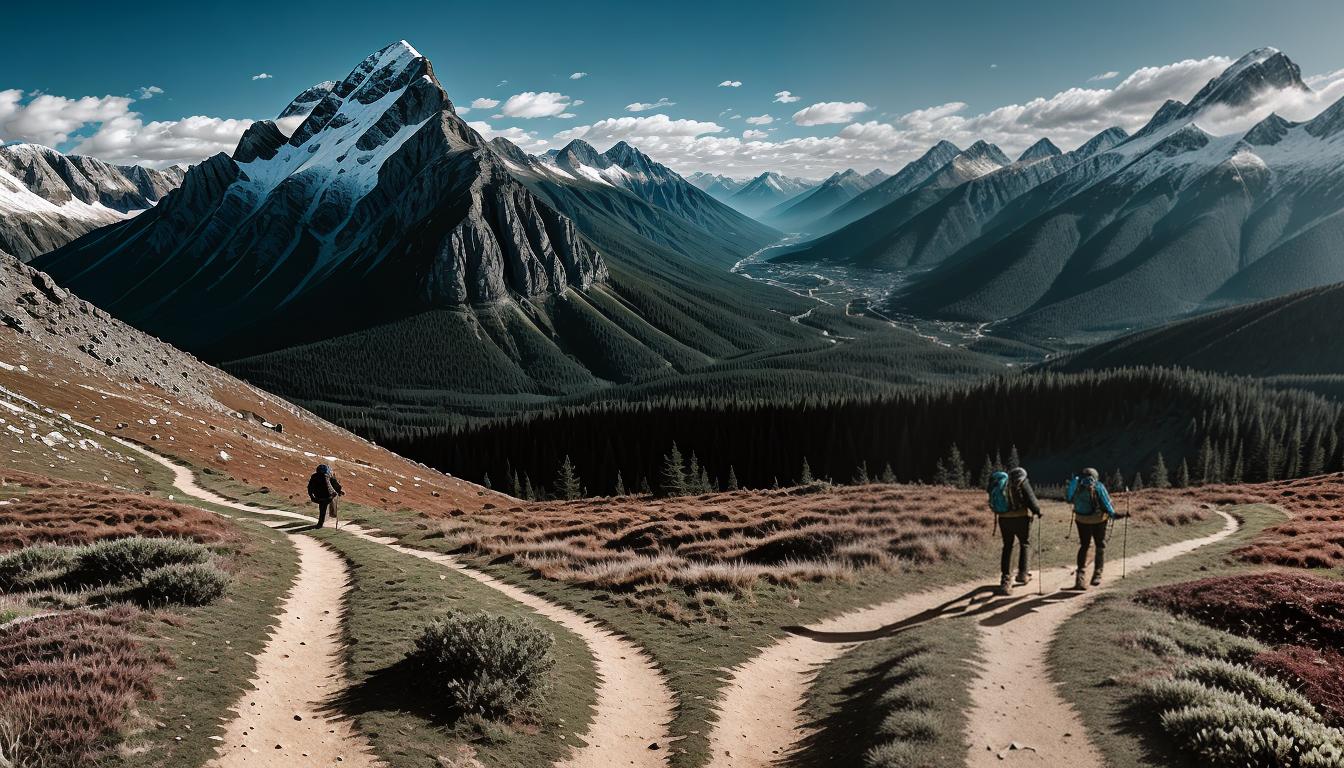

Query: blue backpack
[{"left": 988, "top": 471, "right": 1011, "bottom": 514}]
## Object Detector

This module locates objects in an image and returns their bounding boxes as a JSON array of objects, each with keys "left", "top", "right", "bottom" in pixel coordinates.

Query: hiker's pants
[
  {"left": 1076, "top": 521, "right": 1107, "bottom": 572},
  {"left": 999, "top": 516, "right": 1031, "bottom": 576},
  {"left": 316, "top": 497, "right": 338, "bottom": 527}
]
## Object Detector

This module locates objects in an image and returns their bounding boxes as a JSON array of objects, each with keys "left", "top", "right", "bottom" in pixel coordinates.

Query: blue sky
[{"left": 5, "top": 0, "right": 1344, "bottom": 175}]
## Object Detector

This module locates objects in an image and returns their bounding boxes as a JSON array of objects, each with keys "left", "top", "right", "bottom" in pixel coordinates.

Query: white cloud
[
  {"left": 467, "top": 120, "right": 548, "bottom": 149},
  {"left": 774, "top": 90, "right": 800, "bottom": 103},
  {"left": 792, "top": 101, "right": 871, "bottom": 126},
  {"left": 470, "top": 97, "right": 500, "bottom": 109},
  {"left": 572, "top": 99, "right": 585, "bottom": 107},
  {"left": 251, "top": 73, "right": 273, "bottom": 81},
  {"left": 570, "top": 72, "right": 588, "bottom": 80},
  {"left": 745, "top": 114, "right": 774, "bottom": 125},
  {"left": 73, "top": 114, "right": 254, "bottom": 168},
  {"left": 135, "top": 85, "right": 164, "bottom": 100},
  {"left": 1088, "top": 71, "right": 1121, "bottom": 82},
  {"left": 742, "top": 129, "right": 768, "bottom": 139},
  {"left": 626, "top": 97, "right": 676, "bottom": 112},
  {"left": 553, "top": 114, "right": 724, "bottom": 144},
  {"left": 989, "top": 64, "right": 999, "bottom": 70},
  {"left": 0, "top": 90, "right": 135, "bottom": 147},
  {"left": 500, "top": 91, "right": 573, "bottom": 118},
  {"left": 718, "top": 80, "right": 742, "bottom": 88}
]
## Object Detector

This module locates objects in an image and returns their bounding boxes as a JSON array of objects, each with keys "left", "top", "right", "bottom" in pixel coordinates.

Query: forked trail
[
  {"left": 707, "top": 511, "right": 1239, "bottom": 768},
  {"left": 207, "top": 535, "right": 381, "bottom": 767},
  {"left": 119, "top": 439, "right": 676, "bottom": 768}
]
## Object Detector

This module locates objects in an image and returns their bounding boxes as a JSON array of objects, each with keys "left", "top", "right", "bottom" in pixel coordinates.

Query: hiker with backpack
[
  {"left": 987, "top": 467, "right": 1041, "bottom": 595},
  {"left": 1066, "top": 467, "right": 1119, "bottom": 590},
  {"left": 307, "top": 464, "right": 344, "bottom": 528}
]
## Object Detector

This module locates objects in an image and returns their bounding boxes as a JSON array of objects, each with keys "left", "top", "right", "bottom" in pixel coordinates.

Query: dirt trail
[
  {"left": 707, "top": 511, "right": 1239, "bottom": 768},
  {"left": 207, "top": 535, "right": 381, "bottom": 767},
  {"left": 964, "top": 510, "right": 1237, "bottom": 767},
  {"left": 119, "top": 439, "right": 675, "bottom": 768}
]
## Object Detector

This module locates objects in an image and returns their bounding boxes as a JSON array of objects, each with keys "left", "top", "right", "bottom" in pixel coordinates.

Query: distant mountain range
[
  {"left": 772, "top": 47, "right": 1344, "bottom": 346},
  {"left": 726, "top": 172, "right": 818, "bottom": 216},
  {"left": 686, "top": 171, "right": 749, "bottom": 203},
  {"left": 761, "top": 168, "right": 888, "bottom": 232},
  {"left": 0, "top": 143, "right": 183, "bottom": 260}
]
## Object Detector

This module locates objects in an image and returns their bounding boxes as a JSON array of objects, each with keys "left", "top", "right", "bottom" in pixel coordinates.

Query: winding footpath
[
  {"left": 707, "top": 511, "right": 1239, "bottom": 768},
  {"left": 118, "top": 438, "right": 675, "bottom": 768}
]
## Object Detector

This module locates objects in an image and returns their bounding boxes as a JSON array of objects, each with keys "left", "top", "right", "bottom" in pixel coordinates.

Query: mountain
[
  {"left": 529, "top": 139, "right": 777, "bottom": 251},
  {"left": 38, "top": 41, "right": 606, "bottom": 359},
  {"left": 1045, "top": 280, "right": 1344, "bottom": 377},
  {"left": 686, "top": 171, "right": 749, "bottom": 202},
  {"left": 774, "top": 140, "right": 1012, "bottom": 267},
  {"left": 278, "top": 80, "right": 337, "bottom": 119},
  {"left": 808, "top": 141, "right": 962, "bottom": 233},
  {"left": 761, "top": 168, "right": 884, "bottom": 233},
  {"left": 890, "top": 47, "right": 1344, "bottom": 343},
  {"left": 0, "top": 143, "right": 183, "bottom": 261},
  {"left": 727, "top": 172, "right": 817, "bottom": 217},
  {"left": 33, "top": 41, "right": 983, "bottom": 434}
]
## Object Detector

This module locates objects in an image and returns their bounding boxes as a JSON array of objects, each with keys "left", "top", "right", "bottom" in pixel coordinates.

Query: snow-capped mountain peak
[
  {"left": 1018, "top": 138, "right": 1063, "bottom": 162},
  {"left": 1183, "top": 47, "right": 1307, "bottom": 115}
]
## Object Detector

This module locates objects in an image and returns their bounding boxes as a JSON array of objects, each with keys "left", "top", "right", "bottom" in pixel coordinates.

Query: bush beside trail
[
  {"left": 410, "top": 611, "right": 555, "bottom": 719},
  {"left": 1135, "top": 572, "right": 1344, "bottom": 650},
  {"left": 0, "top": 537, "right": 229, "bottom": 607}
]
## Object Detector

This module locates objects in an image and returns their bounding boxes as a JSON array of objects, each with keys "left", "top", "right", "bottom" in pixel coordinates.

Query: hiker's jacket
[
  {"left": 999, "top": 478, "right": 1042, "bottom": 519},
  {"left": 307, "top": 472, "right": 343, "bottom": 503},
  {"left": 1066, "top": 476, "right": 1115, "bottom": 524}
]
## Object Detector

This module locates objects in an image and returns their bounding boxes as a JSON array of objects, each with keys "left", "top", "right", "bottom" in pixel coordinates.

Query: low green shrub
[
  {"left": 877, "top": 709, "right": 939, "bottom": 742},
  {"left": 410, "top": 611, "right": 555, "bottom": 718},
  {"left": 864, "top": 739, "right": 919, "bottom": 767},
  {"left": 0, "top": 546, "right": 78, "bottom": 591},
  {"left": 68, "top": 538, "right": 210, "bottom": 587},
  {"left": 135, "top": 563, "right": 231, "bottom": 607},
  {"left": 1133, "top": 615, "right": 1266, "bottom": 663},
  {"left": 1176, "top": 659, "right": 1319, "bottom": 720},
  {"left": 1160, "top": 700, "right": 1344, "bottom": 767}
]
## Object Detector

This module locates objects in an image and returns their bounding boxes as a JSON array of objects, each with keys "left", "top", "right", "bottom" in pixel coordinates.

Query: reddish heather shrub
[
  {"left": 0, "top": 605, "right": 158, "bottom": 767},
  {"left": 434, "top": 484, "right": 993, "bottom": 591},
  {"left": 1135, "top": 572, "right": 1344, "bottom": 650},
  {"left": 0, "top": 470, "right": 233, "bottom": 552},
  {"left": 1254, "top": 645, "right": 1344, "bottom": 727}
]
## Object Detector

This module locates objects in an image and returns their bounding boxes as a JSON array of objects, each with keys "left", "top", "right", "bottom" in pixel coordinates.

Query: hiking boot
[
  {"left": 1091, "top": 568, "right": 1103, "bottom": 587},
  {"left": 999, "top": 574, "right": 1013, "bottom": 596},
  {"left": 1074, "top": 569, "right": 1087, "bottom": 590},
  {"left": 1014, "top": 570, "right": 1031, "bottom": 586}
]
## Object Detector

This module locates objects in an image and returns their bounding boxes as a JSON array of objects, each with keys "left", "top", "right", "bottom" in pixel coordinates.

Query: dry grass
[
  {"left": 426, "top": 484, "right": 990, "bottom": 592},
  {"left": 0, "top": 469, "right": 234, "bottom": 553},
  {"left": 0, "top": 605, "right": 161, "bottom": 768},
  {"left": 1234, "top": 474, "right": 1344, "bottom": 568}
]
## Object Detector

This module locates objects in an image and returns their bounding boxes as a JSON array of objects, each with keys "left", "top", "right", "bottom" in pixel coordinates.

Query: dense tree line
[{"left": 381, "top": 368, "right": 1344, "bottom": 498}]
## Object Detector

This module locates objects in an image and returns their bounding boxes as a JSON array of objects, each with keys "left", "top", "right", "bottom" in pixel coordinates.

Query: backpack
[
  {"left": 987, "top": 471, "right": 1011, "bottom": 514},
  {"left": 1073, "top": 477, "right": 1102, "bottom": 515}
]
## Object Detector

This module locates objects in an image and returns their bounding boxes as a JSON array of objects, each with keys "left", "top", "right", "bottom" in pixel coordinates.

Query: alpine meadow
[{"left": 3, "top": 3, "right": 1344, "bottom": 767}]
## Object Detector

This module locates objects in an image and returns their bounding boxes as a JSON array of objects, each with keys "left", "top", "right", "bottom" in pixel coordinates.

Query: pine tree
[
  {"left": 1108, "top": 469, "right": 1125, "bottom": 491},
  {"left": 698, "top": 467, "right": 711, "bottom": 494},
  {"left": 1132, "top": 472, "right": 1145, "bottom": 491},
  {"left": 482, "top": 472, "right": 492, "bottom": 490},
  {"left": 1175, "top": 459, "right": 1190, "bottom": 489},
  {"left": 800, "top": 457, "right": 814, "bottom": 485},
  {"left": 687, "top": 452, "right": 704, "bottom": 493},
  {"left": 639, "top": 476, "right": 652, "bottom": 495},
  {"left": 1230, "top": 446, "right": 1245, "bottom": 484},
  {"left": 660, "top": 443, "right": 687, "bottom": 497},
  {"left": 932, "top": 458, "right": 950, "bottom": 487},
  {"left": 880, "top": 463, "right": 897, "bottom": 484},
  {"left": 613, "top": 471, "right": 627, "bottom": 497},
  {"left": 853, "top": 461, "right": 870, "bottom": 485},
  {"left": 726, "top": 466, "right": 740, "bottom": 491},
  {"left": 1008, "top": 444, "right": 1022, "bottom": 471},
  {"left": 945, "top": 444, "right": 968, "bottom": 488},
  {"left": 1152, "top": 453, "right": 1170, "bottom": 489},
  {"left": 509, "top": 470, "right": 522, "bottom": 499},
  {"left": 554, "top": 455, "right": 582, "bottom": 500},
  {"left": 977, "top": 456, "right": 994, "bottom": 488},
  {"left": 522, "top": 473, "right": 535, "bottom": 501}
]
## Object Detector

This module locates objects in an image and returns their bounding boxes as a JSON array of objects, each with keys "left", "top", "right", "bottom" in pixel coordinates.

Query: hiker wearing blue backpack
[
  {"left": 1066, "top": 467, "right": 1118, "bottom": 590},
  {"left": 987, "top": 467, "right": 1041, "bottom": 595}
]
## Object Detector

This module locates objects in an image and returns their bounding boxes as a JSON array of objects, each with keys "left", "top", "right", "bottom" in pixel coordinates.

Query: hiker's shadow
[
  {"left": 782, "top": 585, "right": 1021, "bottom": 643},
  {"left": 977, "top": 589, "right": 1084, "bottom": 627}
]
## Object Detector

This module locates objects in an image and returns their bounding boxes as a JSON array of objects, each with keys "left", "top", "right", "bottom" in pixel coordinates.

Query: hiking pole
[
  {"left": 1037, "top": 514, "right": 1044, "bottom": 595},
  {"left": 1122, "top": 490, "right": 1130, "bottom": 579}
]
